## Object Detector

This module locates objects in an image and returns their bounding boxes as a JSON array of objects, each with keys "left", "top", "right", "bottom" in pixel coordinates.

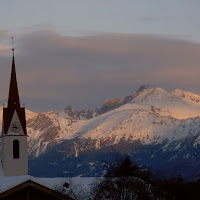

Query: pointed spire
[
  {"left": 2, "top": 48, "right": 27, "bottom": 135},
  {"left": 7, "top": 48, "right": 20, "bottom": 108}
]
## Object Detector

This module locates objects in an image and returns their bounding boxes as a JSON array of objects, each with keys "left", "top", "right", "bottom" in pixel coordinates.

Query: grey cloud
[{"left": 1, "top": 30, "right": 200, "bottom": 111}]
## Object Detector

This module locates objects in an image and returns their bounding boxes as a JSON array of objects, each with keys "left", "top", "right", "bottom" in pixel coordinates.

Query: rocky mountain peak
[
  {"left": 64, "top": 106, "right": 95, "bottom": 120},
  {"left": 96, "top": 85, "right": 150, "bottom": 114},
  {"left": 131, "top": 87, "right": 186, "bottom": 106}
]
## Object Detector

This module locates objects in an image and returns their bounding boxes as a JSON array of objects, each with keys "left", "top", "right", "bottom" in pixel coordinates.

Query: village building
[{"left": 0, "top": 177, "right": 73, "bottom": 200}]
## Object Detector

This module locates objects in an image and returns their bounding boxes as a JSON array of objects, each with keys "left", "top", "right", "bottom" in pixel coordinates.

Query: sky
[{"left": 0, "top": 0, "right": 200, "bottom": 112}]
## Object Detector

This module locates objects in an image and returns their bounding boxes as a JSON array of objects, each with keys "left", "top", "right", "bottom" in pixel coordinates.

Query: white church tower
[{"left": 1, "top": 48, "right": 28, "bottom": 176}]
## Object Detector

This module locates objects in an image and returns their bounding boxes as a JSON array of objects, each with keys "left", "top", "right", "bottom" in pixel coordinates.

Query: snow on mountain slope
[
  {"left": 96, "top": 84, "right": 149, "bottom": 114},
  {"left": 80, "top": 106, "right": 179, "bottom": 144},
  {"left": 25, "top": 109, "right": 38, "bottom": 120},
  {"left": 67, "top": 88, "right": 200, "bottom": 148},
  {"left": 27, "top": 88, "right": 200, "bottom": 179},
  {"left": 173, "top": 89, "right": 200, "bottom": 105},
  {"left": 26, "top": 88, "right": 200, "bottom": 157},
  {"left": 129, "top": 88, "right": 200, "bottom": 119},
  {"left": 27, "top": 110, "right": 88, "bottom": 157},
  {"left": 2, "top": 87, "right": 200, "bottom": 159},
  {"left": 77, "top": 103, "right": 200, "bottom": 148},
  {"left": 132, "top": 88, "right": 186, "bottom": 106}
]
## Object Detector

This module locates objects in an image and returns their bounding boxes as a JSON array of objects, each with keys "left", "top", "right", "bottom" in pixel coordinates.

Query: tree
[{"left": 92, "top": 155, "right": 153, "bottom": 200}]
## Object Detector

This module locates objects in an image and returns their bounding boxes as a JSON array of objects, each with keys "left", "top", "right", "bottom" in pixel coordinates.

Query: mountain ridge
[
  {"left": 27, "top": 87, "right": 200, "bottom": 180},
  {"left": 1, "top": 86, "right": 200, "bottom": 180}
]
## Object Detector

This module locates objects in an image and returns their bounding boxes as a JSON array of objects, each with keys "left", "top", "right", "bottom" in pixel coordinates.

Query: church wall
[{"left": 2, "top": 136, "right": 28, "bottom": 176}]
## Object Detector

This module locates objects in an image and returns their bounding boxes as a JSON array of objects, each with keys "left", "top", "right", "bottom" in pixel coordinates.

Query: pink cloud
[{"left": 1, "top": 29, "right": 200, "bottom": 111}]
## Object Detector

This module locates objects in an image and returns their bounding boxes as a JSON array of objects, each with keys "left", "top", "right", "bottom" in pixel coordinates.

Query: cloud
[{"left": 1, "top": 30, "right": 200, "bottom": 111}]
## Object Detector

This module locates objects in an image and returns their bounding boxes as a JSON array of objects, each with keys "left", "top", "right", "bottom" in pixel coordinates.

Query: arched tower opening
[{"left": 13, "top": 140, "right": 20, "bottom": 159}]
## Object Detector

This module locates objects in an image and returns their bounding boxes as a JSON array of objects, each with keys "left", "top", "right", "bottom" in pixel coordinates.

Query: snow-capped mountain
[
  {"left": 95, "top": 85, "right": 149, "bottom": 114},
  {"left": 27, "top": 87, "right": 200, "bottom": 157},
  {"left": 27, "top": 109, "right": 89, "bottom": 157},
  {"left": 2, "top": 87, "right": 200, "bottom": 180}
]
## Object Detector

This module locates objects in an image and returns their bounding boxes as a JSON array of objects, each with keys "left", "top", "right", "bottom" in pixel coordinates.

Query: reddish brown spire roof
[
  {"left": 3, "top": 51, "right": 27, "bottom": 135},
  {"left": 8, "top": 51, "right": 20, "bottom": 108}
]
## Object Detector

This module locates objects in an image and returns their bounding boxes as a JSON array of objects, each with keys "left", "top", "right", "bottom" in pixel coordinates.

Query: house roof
[
  {"left": 0, "top": 175, "right": 100, "bottom": 199},
  {"left": 0, "top": 178, "right": 73, "bottom": 200}
]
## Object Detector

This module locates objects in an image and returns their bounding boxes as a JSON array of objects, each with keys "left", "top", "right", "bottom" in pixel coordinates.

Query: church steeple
[
  {"left": 2, "top": 49, "right": 27, "bottom": 135},
  {"left": 1, "top": 47, "right": 28, "bottom": 176},
  {"left": 7, "top": 49, "right": 20, "bottom": 109}
]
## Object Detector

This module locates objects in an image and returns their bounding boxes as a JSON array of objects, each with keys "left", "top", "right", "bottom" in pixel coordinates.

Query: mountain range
[{"left": 1, "top": 86, "right": 200, "bottom": 181}]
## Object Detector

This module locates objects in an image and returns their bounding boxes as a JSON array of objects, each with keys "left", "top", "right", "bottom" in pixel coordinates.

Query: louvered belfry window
[{"left": 13, "top": 140, "right": 20, "bottom": 158}]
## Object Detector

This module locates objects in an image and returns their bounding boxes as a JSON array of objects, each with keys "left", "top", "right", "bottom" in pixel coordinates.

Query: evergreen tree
[{"left": 92, "top": 156, "right": 153, "bottom": 200}]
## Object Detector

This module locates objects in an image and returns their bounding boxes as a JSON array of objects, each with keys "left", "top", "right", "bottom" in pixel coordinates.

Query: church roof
[
  {"left": 0, "top": 175, "right": 98, "bottom": 199},
  {"left": 0, "top": 177, "right": 73, "bottom": 200},
  {"left": 3, "top": 51, "right": 27, "bottom": 135}
]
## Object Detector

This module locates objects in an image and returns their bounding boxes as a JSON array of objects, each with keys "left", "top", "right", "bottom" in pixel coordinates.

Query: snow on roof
[
  {"left": 0, "top": 176, "right": 44, "bottom": 193},
  {"left": 0, "top": 175, "right": 100, "bottom": 194}
]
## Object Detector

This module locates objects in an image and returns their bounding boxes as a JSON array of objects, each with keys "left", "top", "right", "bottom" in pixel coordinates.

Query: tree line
[{"left": 60, "top": 155, "right": 200, "bottom": 200}]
